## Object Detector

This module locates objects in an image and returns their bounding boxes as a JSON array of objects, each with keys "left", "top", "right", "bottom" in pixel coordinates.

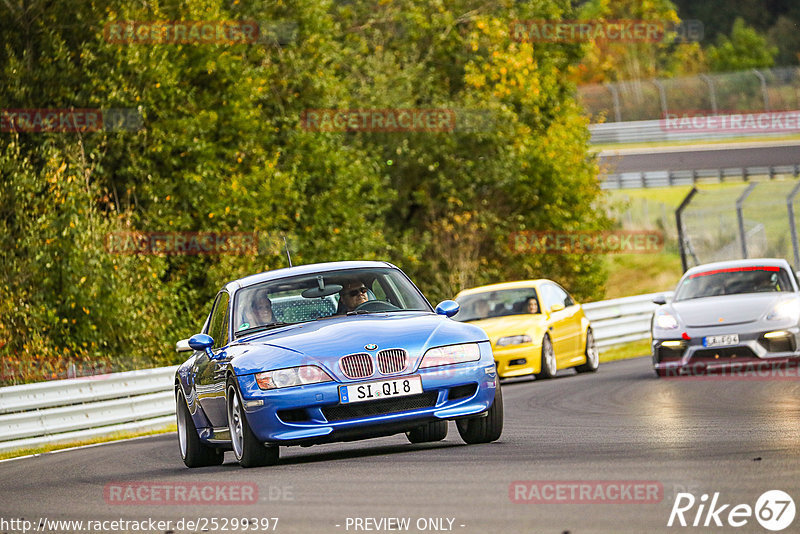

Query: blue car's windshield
[
  {"left": 674, "top": 266, "right": 794, "bottom": 301},
  {"left": 233, "top": 267, "right": 432, "bottom": 337}
]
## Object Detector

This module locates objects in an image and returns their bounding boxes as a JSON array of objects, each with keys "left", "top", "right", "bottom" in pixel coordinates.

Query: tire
[
  {"left": 575, "top": 329, "right": 599, "bottom": 373},
  {"left": 226, "top": 378, "right": 279, "bottom": 468},
  {"left": 456, "top": 383, "right": 503, "bottom": 444},
  {"left": 176, "top": 388, "right": 224, "bottom": 468},
  {"left": 534, "top": 335, "right": 557, "bottom": 379},
  {"left": 406, "top": 420, "right": 448, "bottom": 444}
]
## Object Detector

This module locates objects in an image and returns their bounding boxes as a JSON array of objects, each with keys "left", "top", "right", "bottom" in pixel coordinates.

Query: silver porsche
[{"left": 651, "top": 258, "right": 800, "bottom": 377}]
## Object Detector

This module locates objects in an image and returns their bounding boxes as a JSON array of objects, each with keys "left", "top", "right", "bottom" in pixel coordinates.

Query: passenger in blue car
[
  {"left": 337, "top": 280, "right": 369, "bottom": 314},
  {"left": 244, "top": 288, "right": 274, "bottom": 328}
]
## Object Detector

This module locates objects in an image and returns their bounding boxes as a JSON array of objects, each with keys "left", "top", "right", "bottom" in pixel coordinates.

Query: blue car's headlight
[
  {"left": 655, "top": 312, "right": 679, "bottom": 329},
  {"left": 767, "top": 299, "right": 800, "bottom": 322},
  {"left": 255, "top": 366, "right": 333, "bottom": 390},
  {"left": 496, "top": 335, "right": 532, "bottom": 347},
  {"left": 419, "top": 343, "right": 481, "bottom": 368}
]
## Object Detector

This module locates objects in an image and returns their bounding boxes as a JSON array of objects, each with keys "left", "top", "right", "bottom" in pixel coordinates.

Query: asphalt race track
[
  {"left": 599, "top": 142, "right": 800, "bottom": 174},
  {"left": 2, "top": 356, "right": 799, "bottom": 533}
]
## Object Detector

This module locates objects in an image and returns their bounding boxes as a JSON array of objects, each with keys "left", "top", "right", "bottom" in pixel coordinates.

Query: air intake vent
[
  {"left": 377, "top": 349, "right": 408, "bottom": 375},
  {"left": 339, "top": 353, "right": 374, "bottom": 379}
]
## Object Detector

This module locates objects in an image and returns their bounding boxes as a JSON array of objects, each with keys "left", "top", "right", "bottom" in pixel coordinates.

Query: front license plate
[
  {"left": 703, "top": 334, "right": 739, "bottom": 347},
  {"left": 339, "top": 376, "right": 423, "bottom": 404}
]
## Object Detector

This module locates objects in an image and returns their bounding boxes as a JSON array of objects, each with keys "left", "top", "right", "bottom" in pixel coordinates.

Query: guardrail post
[
  {"left": 787, "top": 181, "right": 800, "bottom": 270},
  {"left": 736, "top": 183, "right": 758, "bottom": 258},
  {"left": 752, "top": 69, "right": 770, "bottom": 110},
  {"left": 676, "top": 187, "right": 698, "bottom": 272}
]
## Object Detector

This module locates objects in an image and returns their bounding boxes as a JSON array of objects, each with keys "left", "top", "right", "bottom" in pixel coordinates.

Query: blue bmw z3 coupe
[{"left": 174, "top": 261, "right": 502, "bottom": 467}]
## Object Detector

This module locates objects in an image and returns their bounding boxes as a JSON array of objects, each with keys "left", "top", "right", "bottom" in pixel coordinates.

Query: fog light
[
  {"left": 661, "top": 340, "right": 684, "bottom": 348},
  {"left": 764, "top": 330, "right": 790, "bottom": 339},
  {"left": 509, "top": 358, "right": 527, "bottom": 366}
]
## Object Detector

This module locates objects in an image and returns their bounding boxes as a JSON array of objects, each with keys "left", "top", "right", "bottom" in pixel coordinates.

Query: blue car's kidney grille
[
  {"left": 377, "top": 349, "right": 407, "bottom": 375},
  {"left": 340, "top": 353, "right": 374, "bottom": 379},
  {"left": 322, "top": 392, "right": 438, "bottom": 422}
]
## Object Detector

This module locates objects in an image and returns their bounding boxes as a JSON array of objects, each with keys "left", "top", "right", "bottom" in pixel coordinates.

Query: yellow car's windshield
[{"left": 454, "top": 288, "right": 540, "bottom": 322}]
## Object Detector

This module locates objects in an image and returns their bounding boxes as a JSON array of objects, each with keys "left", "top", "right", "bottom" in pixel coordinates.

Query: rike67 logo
[{"left": 668, "top": 490, "right": 795, "bottom": 531}]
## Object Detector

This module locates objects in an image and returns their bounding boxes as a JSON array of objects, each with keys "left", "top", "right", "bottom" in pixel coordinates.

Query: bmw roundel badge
[{"left": 365, "top": 343, "right": 378, "bottom": 351}]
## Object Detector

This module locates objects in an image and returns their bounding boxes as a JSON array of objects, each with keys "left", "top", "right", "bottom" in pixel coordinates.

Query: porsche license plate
[
  {"left": 703, "top": 334, "right": 739, "bottom": 347},
  {"left": 340, "top": 376, "right": 423, "bottom": 404}
]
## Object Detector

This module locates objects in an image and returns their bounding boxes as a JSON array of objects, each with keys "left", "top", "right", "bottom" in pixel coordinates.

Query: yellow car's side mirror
[{"left": 550, "top": 303, "right": 566, "bottom": 313}]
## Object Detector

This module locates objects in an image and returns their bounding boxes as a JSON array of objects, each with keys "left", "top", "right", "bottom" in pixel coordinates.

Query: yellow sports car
[{"left": 453, "top": 280, "right": 598, "bottom": 379}]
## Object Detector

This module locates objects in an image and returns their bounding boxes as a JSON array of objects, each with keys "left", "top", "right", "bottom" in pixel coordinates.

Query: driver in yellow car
[{"left": 338, "top": 280, "right": 369, "bottom": 313}]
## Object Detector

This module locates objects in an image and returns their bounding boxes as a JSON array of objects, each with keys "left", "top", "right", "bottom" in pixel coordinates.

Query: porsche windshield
[
  {"left": 453, "top": 288, "right": 539, "bottom": 322},
  {"left": 233, "top": 267, "right": 431, "bottom": 336},
  {"left": 674, "top": 266, "right": 794, "bottom": 301}
]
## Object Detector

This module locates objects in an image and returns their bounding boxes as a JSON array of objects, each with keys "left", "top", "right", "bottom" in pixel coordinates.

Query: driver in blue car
[{"left": 337, "top": 280, "right": 370, "bottom": 314}]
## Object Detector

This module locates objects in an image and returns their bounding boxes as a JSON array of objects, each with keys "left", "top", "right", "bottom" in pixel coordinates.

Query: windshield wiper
[
  {"left": 346, "top": 309, "right": 376, "bottom": 315},
  {"left": 237, "top": 322, "right": 292, "bottom": 336}
]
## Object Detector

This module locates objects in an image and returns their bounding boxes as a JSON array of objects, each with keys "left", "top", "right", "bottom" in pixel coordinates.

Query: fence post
[
  {"left": 606, "top": 83, "right": 622, "bottom": 123},
  {"left": 752, "top": 69, "right": 770, "bottom": 110},
  {"left": 699, "top": 73, "right": 718, "bottom": 114},
  {"left": 736, "top": 183, "right": 758, "bottom": 258},
  {"left": 787, "top": 181, "right": 800, "bottom": 270},
  {"left": 676, "top": 187, "right": 698, "bottom": 272},
  {"left": 652, "top": 79, "right": 668, "bottom": 118}
]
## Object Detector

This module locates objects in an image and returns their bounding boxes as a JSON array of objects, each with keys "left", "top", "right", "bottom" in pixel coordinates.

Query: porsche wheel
[
  {"left": 534, "top": 335, "right": 557, "bottom": 379},
  {"left": 575, "top": 329, "right": 599, "bottom": 373},
  {"left": 226, "top": 378, "right": 279, "bottom": 468},
  {"left": 176, "top": 388, "right": 224, "bottom": 468},
  {"left": 456, "top": 383, "right": 503, "bottom": 444},
  {"left": 406, "top": 421, "right": 448, "bottom": 444}
]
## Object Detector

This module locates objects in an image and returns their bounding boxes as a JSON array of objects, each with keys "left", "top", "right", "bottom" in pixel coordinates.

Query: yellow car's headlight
[{"left": 496, "top": 335, "right": 532, "bottom": 347}]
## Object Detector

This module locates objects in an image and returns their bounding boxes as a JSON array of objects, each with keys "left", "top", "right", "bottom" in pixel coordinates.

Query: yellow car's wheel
[
  {"left": 534, "top": 335, "right": 556, "bottom": 379},
  {"left": 575, "top": 329, "right": 599, "bottom": 373}
]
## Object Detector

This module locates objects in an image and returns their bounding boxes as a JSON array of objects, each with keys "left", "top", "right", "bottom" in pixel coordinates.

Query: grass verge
[
  {"left": 600, "top": 339, "right": 651, "bottom": 363},
  {"left": 0, "top": 423, "right": 176, "bottom": 461}
]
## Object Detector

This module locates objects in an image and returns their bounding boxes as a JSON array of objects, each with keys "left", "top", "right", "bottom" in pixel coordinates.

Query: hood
[
  {"left": 466, "top": 314, "right": 547, "bottom": 344},
  {"left": 230, "top": 312, "right": 488, "bottom": 377},
  {"left": 671, "top": 293, "right": 788, "bottom": 327}
]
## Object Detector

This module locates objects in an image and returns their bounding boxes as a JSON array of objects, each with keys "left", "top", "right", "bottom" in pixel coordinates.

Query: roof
[
  {"left": 224, "top": 260, "right": 396, "bottom": 293},
  {"left": 683, "top": 258, "right": 792, "bottom": 278},
  {"left": 455, "top": 279, "right": 551, "bottom": 298}
]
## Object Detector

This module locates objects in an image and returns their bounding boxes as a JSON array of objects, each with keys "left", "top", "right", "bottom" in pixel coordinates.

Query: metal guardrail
[
  {"left": 0, "top": 293, "right": 669, "bottom": 454},
  {"left": 0, "top": 366, "right": 178, "bottom": 454},
  {"left": 601, "top": 166, "right": 800, "bottom": 190},
  {"left": 583, "top": 291, "right": 671, "bottom": 349},
  {"left": 589, "top": 116, "right": 800, "bottom": 145}
]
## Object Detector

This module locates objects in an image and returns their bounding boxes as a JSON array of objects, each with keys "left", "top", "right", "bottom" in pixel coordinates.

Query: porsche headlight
[
  {"left": 419, "top": 343, "right": 481, "bottom": 368},
  {"left": 655, "top": 312, "right": 679, "bottom": 329},
  {"left": 255, "top": 366, "right": 333, "bottom": 390},
  {"left": 496, "top": 335, "right": 532, "bottom": 347},
  {"left": 767, "top": 299, "right": 800, "bottom": 322}
]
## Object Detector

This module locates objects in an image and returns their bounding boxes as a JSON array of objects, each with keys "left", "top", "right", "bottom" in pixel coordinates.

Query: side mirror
[
  {"left": 550, "top": 303, "right": 566, "bottom": 313},
  {"left": 435, "top": 300, "right": 460, "bottom": 318},
  {"left": 176, "top": 339, "right": 192, "bottom": 353},
  {"left": 652, "top": 295, "right": 667, "bottom": 305},
  {"left": 188, "top": 334, "right": 215, "bottom": 357}
]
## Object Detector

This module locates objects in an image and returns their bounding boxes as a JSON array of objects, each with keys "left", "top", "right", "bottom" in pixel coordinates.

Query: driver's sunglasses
[{"left": 347, "top": 287, "right": 368, "bottom": 297}]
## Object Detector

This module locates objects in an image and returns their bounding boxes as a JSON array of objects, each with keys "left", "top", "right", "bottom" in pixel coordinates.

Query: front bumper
[
  {"left": 652, "top": 324, "right": 800, "bottom": 376},
  {"left": 493, "top": 343, "right": 541, "bottom": 378},
  {"left": 231, "top": 358, "right": 498, "bottom": 445}
]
